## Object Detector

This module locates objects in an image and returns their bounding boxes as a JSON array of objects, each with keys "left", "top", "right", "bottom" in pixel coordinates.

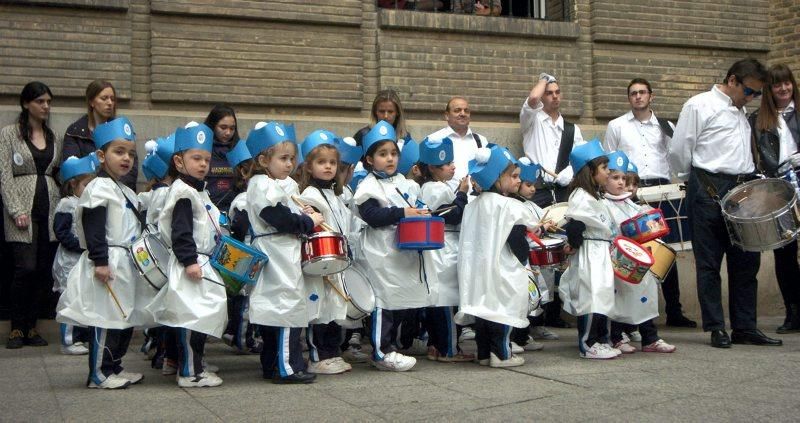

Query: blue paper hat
[
  {"left": 469, "top": 146, "right": 517, "bottom": 190},
  {"left": 606, "top": 150, "right": 630, "bottom": 173},
  {"left": 301, "top": 129, "right": 337, "bottom": 160},
  {"left": 397, "top": 138, "right": 420, "bottom": 175},
  {"left": 246, "top": 121, "right": 295, "bottom": 157},
  {"left": 61, "top": 155, "right": 97, "bottom": 183},
  {"left": 336, "top": 137, "right": 363, "bottom": 165},
  {"left": 627, "top": 160, "right": 639, "bottom": 175},
  {"left": 156, "top": 133, "right": 176, "bottom": 165},
  {"left": 93, "top": 117, "right": 135, "bottom": 149},
  {"left": 175, "top": 122, "right": 213, "bottom": 153},
  {"left": 518, "top": 157, "right": 541, "bottom": 183},
  {"left": 349, "top": 163, "right": 368, "bottom": 192},
  {"left": 362, "top": 120, "right": 396, "bottom": 154},
  {"left": 226, "top": 140, "right": 252, "bottom": 169},
  {"left": 87, "top": 151, "right": 100, "bottom": 168},
  {"left": 569, "top": 139, "right": 606, "bottom": 174},
  {"left": 418, "top": 137, "right": 454, "bottom": 166},
  {"left": 142, "top": 153, "right": 168, "bottom": 181}
]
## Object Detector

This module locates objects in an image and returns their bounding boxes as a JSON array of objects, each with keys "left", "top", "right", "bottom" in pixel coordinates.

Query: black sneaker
[
  {"left": 272, "top": 371, "right": 316, "bottom": 384},
  {"left": 6, "top": 329, "right": 25, "bottom": 349},
  {"left": 25, "top": 329, "right": 48, "bottom": 347}
]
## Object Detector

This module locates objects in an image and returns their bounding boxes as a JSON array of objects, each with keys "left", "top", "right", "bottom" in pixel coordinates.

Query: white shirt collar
[
  {"left": 445, "top": 125, "right": 473, "bottom": 139},
  {"left": 624, "top": 110, "right": 658, "bottom": 125},
  {"left": 712, "top": 84, "right": 734, "bottom": 107},
  {"left": 537, "top": 110, "right": 563, "bottom": 130},
  {"left": 784, "top": 100, "right": 795, "bottom": 114}
]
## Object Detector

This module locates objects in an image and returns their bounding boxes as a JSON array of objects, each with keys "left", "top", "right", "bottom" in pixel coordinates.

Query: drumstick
[
  {"left": 290, "top": 196, "right": 337, "bottom": 232},
  {"left": 323, "top": 276, "right": 350, "bottom": 301},
  {"left": 432, "top": 205, "right": 457, "bottom": 215},
  {"left": 104, "top": 283, "right": 127, "bottom": 319},
  {"left": 541, "top": 167, "right": 558, "bottom": 178},
  {"left": 526, "top": 231, "right": 547, "bottom": 248}
]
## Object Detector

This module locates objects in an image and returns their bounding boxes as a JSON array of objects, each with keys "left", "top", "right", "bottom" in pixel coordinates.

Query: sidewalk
[{"left": 1, "top": 318, "right": 797, "bottom": 422}]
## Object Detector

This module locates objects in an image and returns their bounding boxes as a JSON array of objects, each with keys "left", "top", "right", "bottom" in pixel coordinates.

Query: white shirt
[
  {"left": 520, "top": 99, "right": 584, "bottom": 183},
  {"left": 427, "top": 125, "right": 488, "bottom": 190},
  {"left": 668, "top": 85, "right": 755, "bottom": 179},
  {"left": 604, "top": 111, "right": 673, "bottom": 180},
  {"left": 778, "top": 114, "right": 797, "bottom": 163}
]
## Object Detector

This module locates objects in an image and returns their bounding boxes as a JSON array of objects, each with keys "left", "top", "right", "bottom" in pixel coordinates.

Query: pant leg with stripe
[
  {"left": 61, "top": 323, "right": 89, "bottom": 346},
  {"left": 163, "top": 326, "right": 179, "bottom": 364},
  {"left": 474, "top": 317, "right": 512, "bottom": 360},
  {"left": 370, "top": 307, "right": 396, "bottom": 360},
  {"left": 307, "top": 321, "right": 343, "bottom": 362},
  {"left": 577, "top": 313, "right": 609, "bottom": 353},
  {"left": 176, "top": 327, "right": 206, "bottom": 377},
  {"left": 260, "top": 325, "right": 304, "bottom": 378},
  {"left": 87, "top": 327, "right": 127, "bottom": 385},
  {"left": 427, "top": 306, "right": 459, "bottom": 357}
]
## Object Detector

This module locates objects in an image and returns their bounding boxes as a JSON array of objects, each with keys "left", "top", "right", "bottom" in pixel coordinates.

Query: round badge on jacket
[{"left": 13, "top": 152, "right": 23, "bottom": 166}]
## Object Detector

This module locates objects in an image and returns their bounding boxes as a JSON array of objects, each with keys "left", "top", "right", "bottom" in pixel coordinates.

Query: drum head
[
  {"left": 614, "top": 237, "right": 653, "bottom": 265},
  {"left": 343, "top": 267, "right": 375, "bottom": 320},
  {"left": 145, "top": 234, "right": 171, "bottom": 265},
  {"left": 723, "top": 179, "right": 795, "bottom": 219}
]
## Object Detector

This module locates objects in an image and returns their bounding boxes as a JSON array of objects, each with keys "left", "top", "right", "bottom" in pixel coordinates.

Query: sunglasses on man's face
[{"left": 742, "top": 85, "right": 762, "bottom": 98}]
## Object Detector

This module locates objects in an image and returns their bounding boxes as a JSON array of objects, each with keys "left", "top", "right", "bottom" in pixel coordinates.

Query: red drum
[
  {"left": 396, "top": 216, "right": 445, "bottom": 250},
  {"left": 301, "top": 231, "right": 350, "bottom": 276},
  {"left": 620, "top": 209, "right": 670, "bottom": 244},
  {"left": 610, "top": 236, "right": 654, "bottom": 284},
  {"left": 529, "top": 237, "right": 566, "bottom": 269}
]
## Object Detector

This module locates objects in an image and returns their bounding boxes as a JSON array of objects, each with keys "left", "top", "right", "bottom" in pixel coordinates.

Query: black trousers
[
  {"left": 9, "top": 218, "right": 57, "bottom": 332},
  {"left": 307, "top": 321, "right": 343, "bottom": 361},
  {"left": 687, "top": 170, "right": 760, "bottom": 332},
  {"left": 87, "top": 327, "right": 133, "bottom": 384},
  {"left": 261, "top": 326, "right": 305, "bottom": 378},
  {"left": 610, "top": 319, "right": 659, "bottom": 346},
  {"left": 175, "top": 327, "right": 207, "bottom": 377},
  {"left": 426, "top": 306, "right": 462, "bottom": 357},
  {"left": 576, "top": 314, "right": 608, "bottom": 353},
  {"left": 474, "top": 317, "right": 512, "bottom": 361},
  {"left": 225, "top": 294, "right": 256, "bottom": 350},
  {"left": 532, "top": 185, "right": 569, "bottom": 209},
  {"left": 773, "top": 240, "right": 800, "bottom": 309}
]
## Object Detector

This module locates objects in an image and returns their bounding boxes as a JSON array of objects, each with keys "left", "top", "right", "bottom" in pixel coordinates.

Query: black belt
[
  {"left": 695, "top": 168, "right": 756, "bottom": 184},
  {"left": 639, "top": 178, "right": 670, "bottom": 187}
]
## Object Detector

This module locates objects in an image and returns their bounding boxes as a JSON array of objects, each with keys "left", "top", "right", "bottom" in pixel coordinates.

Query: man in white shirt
[
  {"left": 521, "top": 73, "right": 584, "bottom": 208},
  {"left": 427, "top": 96, "right": 488, "bottom": 191},
  {"left": 669, "top": 58, "right": 782, "bottom": 349},
  {"left": 604, "top": 78, "right": 696, "bottom": 329}
]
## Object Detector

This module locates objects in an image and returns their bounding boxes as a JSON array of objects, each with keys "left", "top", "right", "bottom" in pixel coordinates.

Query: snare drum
[
  {"left": 342, "top": 266, "right": 375, "bottom": 321},
  {"left": 210, "top": 236, "right": 268, "bottom": 285},
  {"left": 620, "top": 209, "right": 670, "bottom": 244},
  {"left": 542, "top": 202, "right": 569, "bottom": 227},
  {"left": 637, "top": 183, "right": 692, "bottom": 248},
  {"left": 721, "top": 178, "right": 800, "bottom": 252},
  {"left": 610, "top": 236, "right": 654, "bottom": 284},
  {"left": 301, "top": 231, "right": 350, "bottom": 276},
  {"left": 527, "top": 271, "right": 542, "bottom": 316},
  {"left": 529, "top": 237, "right": 566, "bottom": 269},
  {"left": 643, "top": 239, "right": 676, "bottom": 282},
  {"left": 129, "top": 231, "right": 171, "bottom": 290},
  {"left": 396, "top": 216, "right": 445, "bottom": 250}
]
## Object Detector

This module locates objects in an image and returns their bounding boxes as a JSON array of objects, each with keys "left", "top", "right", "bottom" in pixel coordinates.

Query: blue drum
[{"left": 210, "top": 236, "right": 269, "bottom": 287}]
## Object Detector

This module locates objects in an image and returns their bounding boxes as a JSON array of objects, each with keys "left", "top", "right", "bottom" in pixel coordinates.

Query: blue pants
[
  {"left": 426, "top": 306, "right": 460, "bottom": 357},
  {"left": 261, "top": 326, "right": 304, "bottom": 378},
  {"left": 474, "top": 317, "right": 511, "bottom": 361},
  {"left": 87, "top": 327, "right": 133, "bottom": 385}
]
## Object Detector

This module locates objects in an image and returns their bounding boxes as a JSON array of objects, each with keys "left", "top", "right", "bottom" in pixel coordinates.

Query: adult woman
[
  {"left": 203, "top": 104, "right": 240, "bottom": 212},
  {"left": 0, "top": 81, "right": 63, "bottom": 348},
  {"left": 353, "top": 89, "right": 412, "bottom": 145},
  {"left": 62, "top": 80, "right": 138, "bottom": 190},
  {"left": 751, "top": 64, "right": 800, "bottom": 333}
]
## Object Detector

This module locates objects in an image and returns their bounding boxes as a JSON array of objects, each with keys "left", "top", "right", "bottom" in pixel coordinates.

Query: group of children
[{"left": 51, "top": 115, "right": 675, "bottom": 390}]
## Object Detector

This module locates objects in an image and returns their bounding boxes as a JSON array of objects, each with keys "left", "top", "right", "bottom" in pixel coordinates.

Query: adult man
[
  {"left": 603, "top": 78, "right": 697, "bottom": 328},
  {"left": 669, "top": 58, "right": 782, "bottom": 348},
  {"left": 427, "top": 96, "right": 488, "bottom": 191},
  {"left": 521, "top": 73, "right": 584, "bottom": 208}
]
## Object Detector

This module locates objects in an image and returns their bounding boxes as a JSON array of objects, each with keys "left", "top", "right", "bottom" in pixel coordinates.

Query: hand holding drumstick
[{"left": 291, "top": 196, "right": 336, "bottom": 232}]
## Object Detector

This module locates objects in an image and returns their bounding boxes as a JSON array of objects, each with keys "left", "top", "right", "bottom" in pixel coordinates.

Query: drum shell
[
  {"left": 610, "top": 236, "right": 654, "bottom": 284},
  {"left": 129, "top": 232, "right": 170, "bottom": 290},
  {"left": 529, "top": 239, "right": 566, "bottom": 268},
  {"left": 643, "top": 240, "right": 676, "bottom": 281},
  {"left": 721, "top": 179, "right": 800, "bottom": 252},
  {"left": 301, "top": 231, "right": 351, "bottom": 276},
  {"left": 396, "top": 216, "right": 445, "bottom": 250},
  {"left": 620, "top": 209, "right": 670, "bottom": 244},
  {"left": 210, "top": 235, "right": 269, "bottom": 285}
]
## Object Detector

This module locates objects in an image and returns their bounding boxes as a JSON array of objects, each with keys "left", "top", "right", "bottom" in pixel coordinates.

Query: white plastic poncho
[
  {"left": 146, "top": 178, "right": 227, "bottom": 337},
  {"left": 603, "top": 195, "right": 659, "bottom": 325},
  {"left": 52, "top": 196, "right": 80, "bottom": 293},
  {"left": 419, "top": 181, "right": 460, "bottom": 306},
  {"left": 56, "top": 177, "right": 142, "bottom": 329},
  {"left": 247, "top": 174, "right": 309, "bottom": 328},
  {"left": 455, "top": 191, "right": 537, "bottom": 328},
  {"left": 138, "top": 184, "right": 170, "bottom": 228},
  {"left": 559, "top": 188, "right": 617, "bottom": 317},
  {"left": 353, "top": 173, "right": 437, "bottom": 310},
  {"left": 298, "top": 186, "right": 351, "bottom": 324}
]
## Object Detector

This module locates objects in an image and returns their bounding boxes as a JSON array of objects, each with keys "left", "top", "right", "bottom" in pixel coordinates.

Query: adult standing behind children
[
  {"left": 427, "top": 96, "right": 488, "bottom": 192},
  {"left": 203, "top": 104, "right": 240, "bottom": 213}
]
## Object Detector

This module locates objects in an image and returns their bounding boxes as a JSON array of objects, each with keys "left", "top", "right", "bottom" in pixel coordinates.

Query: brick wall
[{"left": 769, "top": 0, "right": 800, "bottom": 71}]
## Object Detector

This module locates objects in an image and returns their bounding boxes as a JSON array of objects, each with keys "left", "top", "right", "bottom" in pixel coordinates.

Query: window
[{"left": 377, "top": 0, "right": 572, "bottom": 21}]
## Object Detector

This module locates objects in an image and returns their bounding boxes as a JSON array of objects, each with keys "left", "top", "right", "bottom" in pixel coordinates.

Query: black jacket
[
  {"left": 749, "top": 109, "right": 783, "bottom": 177},
  {"left": 63, "top": 115, "right": 139, "bottom": 190}
]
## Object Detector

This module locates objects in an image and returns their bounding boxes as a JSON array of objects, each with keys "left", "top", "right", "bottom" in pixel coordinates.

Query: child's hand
[
  {"left": 310, "top": 212, "right": 325, "bottom": 227},
  {"left": 563, "top": 245, "right": 576, "bottom": 255},
  {"left": 302, "top": 205, "right": 315, "bottom": 215},
  {"left": 458, "top": 177, "right": 470, "bottom": 193},
  {"left": 94, "top": 265, "right": 113, "bottom": 284},
  {"left": 542, "top": 220, "right": 555, "bottom": 232},
  {"left": 404, "top": 207, "right": 430, "bottom": 217},
  {"left": 186, "top": 263, "right": 203, "bottom": 281}
]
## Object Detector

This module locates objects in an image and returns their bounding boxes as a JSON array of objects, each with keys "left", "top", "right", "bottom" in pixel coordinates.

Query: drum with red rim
[
  {"left": 528, "top": 237, "right": 566, "bottom": 269},
  {"left": 610, "top": 236, "right": 654, "bottom": 284},
  {"left": 301, "top": 231, "right": 350, "bottom": 276},
  {"left": 396, "top": 216, "right": 445, "bottom": 250},
  {"left": 620, "top": 209, "right": 670, "bottom": 244}
]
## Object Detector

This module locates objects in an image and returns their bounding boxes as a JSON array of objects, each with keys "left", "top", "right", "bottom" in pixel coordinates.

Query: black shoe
[
  {"left": 776, "top": 304, "right": 800, "bottom": 334},
  {"left": 731, "top": 329, "right": 783, "bottom": 346},
  {"left": 272, "top": 371, "right": 316, "bottom": 384},
  {"left": 545, "top": 318, "right": 572, "bottom": 329},
  {"left": 710, "top": 330, "right": 731, "bottom": 348},
  {"left": 24, "top": 329, "right": 48, "bottom": 347},
  {"left": 666, "top": 314, "right": 697, "bottom": 328},
  {"left": 6, "top": 329, "right": 25, "bottom": 349}
]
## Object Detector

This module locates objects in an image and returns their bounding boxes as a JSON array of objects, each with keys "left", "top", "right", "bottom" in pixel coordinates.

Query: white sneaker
[
  {"left": 523, "top": 336, "right": 545, "bottom": 351},
  {"left": 397, "top": 338, "right": 428, "bottom": 356},
  {"left": 371, "top": 351, "right": 416, "bottom": 372},
  {"left": 87, "top": 374, "right": 131, "bottom": 389},
  {"left": 628, "top": 330, "right": 642, "bottom": 342},
  {"left": 307, "top": 357, "right": 349, "bottom": 375},
  {"left": 580, "top": 343, "right": 617, "bottom": 359},
  {"left": 530, "top": 326, "right": 560, "bottom": 340},
  {"left": 332, "top": 356, "right": 352, "bottom": 371},
  {"left": 162, "top": 359, "right": 177, "bottom": 376},
  {"left": 202, "top": 359, "right": 219, "bottom": 373},
  {"left": 489, "top": 352, "right": 525, "bottom": 368},
  {"left": 459, "top": 327, "right": 476, "bottom": 341},
  {"left": 177, "top": 371, "right": 223, "bottom": 388},
  {"left": 510, "top": 342, "right": 524, "bottom": 354},
  {"left": 341, "top": 346, "right": 369, "bottom": 363},
  {"left": 116, "top": 371, "right": 144, "bottom": 385},
  {"left": 603, "top": 343, "right": 623, "bottom": 357},
  {"left": 61, "top": 343, "right": 89, "bottom": 355},
  {"left": 348, "top": 332, "right": 362, "bottom": 347}
]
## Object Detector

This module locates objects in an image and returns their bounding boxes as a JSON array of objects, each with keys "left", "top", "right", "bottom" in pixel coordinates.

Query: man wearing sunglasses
[{"left": 669, "top": 58, "right": 782, "bottom": 349}]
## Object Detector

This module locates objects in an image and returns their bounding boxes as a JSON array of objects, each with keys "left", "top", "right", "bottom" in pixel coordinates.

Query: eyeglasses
[
  {"left": 742, "top": 85, "right": 762, "bottom": 98},
  {"left": 628, "top": 89, "right": 651, "bottom": 97}
]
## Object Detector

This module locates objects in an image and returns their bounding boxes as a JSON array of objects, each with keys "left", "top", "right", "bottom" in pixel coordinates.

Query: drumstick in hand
[
  {"left": 541, "top": 167, "right": 558, "bottom": 179},
  {"left": 323, "top": 276, "right": 350, "bottom": 301},
  {"left": 526, "top": 230, "right": 547, "bottom": 248},
  {"left": 290, "top": 196, "right": 337, "bottom": 232}
]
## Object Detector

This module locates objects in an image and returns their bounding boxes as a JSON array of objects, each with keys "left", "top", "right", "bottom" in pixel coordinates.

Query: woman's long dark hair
[
  {"left": 204, "top": 104, "right": 240, "bottom": 144},
  {"left": 756, "top": 64, "right": 800, "bottom": 132},
  {"left": 18, "top": 81, "right": 55, "bottom": 144}
]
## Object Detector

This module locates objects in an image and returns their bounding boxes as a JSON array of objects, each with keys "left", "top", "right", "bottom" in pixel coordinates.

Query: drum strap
[
  {"left": 114, "top": 181, "right": 146, "bottom": 230},
  {"left": 315, "top": 187, "right": 345, "bottom": 234},
  {"left": 417, "top": 252, "right": 431, "bottom": 295},
  {"left": 693, "top": 168, "right": 722, "bottom": 202}
]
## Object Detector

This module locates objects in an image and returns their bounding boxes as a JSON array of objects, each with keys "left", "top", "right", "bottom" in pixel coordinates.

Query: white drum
[
  {"left": 342, "top": 266, "right": 375, "bottom": 321},
  {"left": 637, "top": 183, "right": 691, "bottom": 251},
  {"left": 129, "top": 230, "right": 171, "bottom": 290}
]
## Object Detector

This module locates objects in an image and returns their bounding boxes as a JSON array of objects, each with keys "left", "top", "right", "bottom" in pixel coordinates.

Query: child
[
  {"left": 353, "top": 120, "right": 437, "bottom": 371},
  {"left": 245, "top": 121, "right": 324, "bottom": 384},
  {"left": 148, "top": 122, "right": 228, "bottom": 388},
  {"left": 604, "top": 153, "right": 675, "bottom": 354},
  {"left": 416, "top": 137, "right": 473, "bottom": 362},
  {"left": 558, "top": 140, "right": 619, "bottom": 359},
  {"left": 455, "top": 146, "right": 540, "bottom": 368},
  {"left": 52, "top": 155, "right": 97, "bottom": 355},
  {"left": 625, "top": 162, "right": 640, "bottom": 199},
  {"left": 56, "top": 117, "right": 144, "bottom": 389},
  {"left": 297, "top": 129, "right": 354, "bottom": 375}
]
